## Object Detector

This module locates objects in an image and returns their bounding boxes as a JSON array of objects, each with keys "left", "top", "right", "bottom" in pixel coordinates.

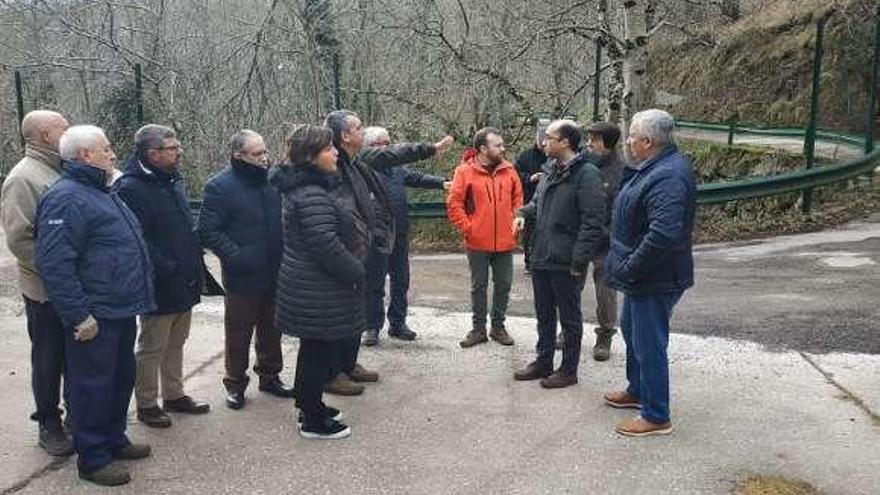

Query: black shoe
[
  {"left": 38, "top": 424, "right": 74, "bottom": 456},
  {"left": 297, "top": 406, "right": 343, "bottom": 426},
  {"left": 226, "top": 391, "right": 246, "bottom": 410},
  {"left": 299, "top": 417, "right": 351, "bottom": 439},
  {"left": 362, "top": 329, "right": 379, "bottom": 346},
  {"left": 114, "top": 442, "right": 151, "bottom": 460},
  {"left": 163, "top": 395, "right": 210, "bottom": 414},
  {"left": 259, "top": 378, "right": 296, "bottom": 399},
  {"left": 388, "top": 325, "right": 417, "bottom": 341},
  {"left": 79, "top": 462, "right": 131, "bottom": 486},
  {"left": 136, "top": 407, "right": 172, "bottom": 428}
]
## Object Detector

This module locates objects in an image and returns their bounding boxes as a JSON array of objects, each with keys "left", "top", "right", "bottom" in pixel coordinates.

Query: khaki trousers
[{"left": 135, "top": 311, "right": 192, "bottom": 408}]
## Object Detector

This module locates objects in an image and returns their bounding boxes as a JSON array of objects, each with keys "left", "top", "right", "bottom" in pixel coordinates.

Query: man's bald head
[{"left": 20, "top": 110, "right": 69, "bottom": 152}]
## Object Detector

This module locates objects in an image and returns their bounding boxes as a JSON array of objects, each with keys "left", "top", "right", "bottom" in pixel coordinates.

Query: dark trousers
[
  {"left": 532, "top": 269, "right": 586, "bottom": 375},
  {"left": 294, "top": 338, "right": 342, "bottom": 423},
  {"left": 23, "top": 296, "right": 66, "bottom": 427},
  {"left": 223, "top": 292, "right": 283, "bottom": 393},
  {"left": 365, "top": 248, "right": 390, "bottom": 332},
  {"left": 466, "top": 250, "right": 514, "bottom": 329},
  {"left": 620, "top": 291, "right": 683, "bottom": 424},
  {"left": 66, "top": 317, "right": 136, "bottom": 474},
  {"left": 386, "top": 233, "right": 411, "bottom": 330}
]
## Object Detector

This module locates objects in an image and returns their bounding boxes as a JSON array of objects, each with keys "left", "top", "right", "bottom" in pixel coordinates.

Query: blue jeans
[
  {"left": 532, "top": 269, "right": 586, "bottom": 375},
  {"left": 23, "top": 296, "right": 67, "bottom": 427},
  {"left": 66, "top": 317, "right": 137, "bottom": 473},
  {"left": 620, "top": 291, "right": 683, "bottom": 424}
]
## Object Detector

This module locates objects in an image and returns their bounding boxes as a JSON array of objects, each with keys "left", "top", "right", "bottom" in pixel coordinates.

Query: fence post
[
  {"left": 15, "top": 70, "right": 25, "bottom": 148},
  {"left": 727, "top": 116, "right": 738, "bottom": 147},
  {"left": 866, "top": 6, "right": 880, "bottom": 156},
  {"left": 332, "top": 53, "right": 342, "bottom": 109},
  {"left": 801, "top": 9, "right": 835, "bottom": 214},
  {"left": 592, "top": 39, "right": 602, "bottom": 122},
  {"left": 134, "top": 64, "right": 144, "bottom": 126}
]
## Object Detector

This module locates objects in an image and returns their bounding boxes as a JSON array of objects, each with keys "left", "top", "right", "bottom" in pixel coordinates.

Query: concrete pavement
[{"left": 0, "top": 221, "right": 878, "bottom": 494}]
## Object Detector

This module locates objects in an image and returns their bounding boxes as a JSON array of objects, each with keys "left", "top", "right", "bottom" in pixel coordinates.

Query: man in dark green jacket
[{"left": 512, "top": 119, "right": 607, "bottom": 389}]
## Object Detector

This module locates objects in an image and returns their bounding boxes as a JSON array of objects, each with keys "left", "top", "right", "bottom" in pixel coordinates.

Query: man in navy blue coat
[
  {"left": 603, "top": 109, "right": 697, "bottom": 437},
  {"left": 198, "top": 130, "right": 294, "bottom": 410},
  {"left": 116, "top": 125, "right": 210, "bottom": 428},
  {"left": 36, "top": 125, "right": 155, "bottom": 486},
  {"left": 359, "top": 126, "right": 451, "bottom": 346}
]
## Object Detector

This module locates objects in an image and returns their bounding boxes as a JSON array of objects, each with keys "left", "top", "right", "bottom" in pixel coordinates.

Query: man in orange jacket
[{"left": 447, "top": 127, "right": 523, "bottom": 348}]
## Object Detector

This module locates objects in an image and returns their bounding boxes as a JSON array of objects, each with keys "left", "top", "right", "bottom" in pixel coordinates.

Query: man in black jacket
[
  {"left": 198, "top": 130, "right": 294, "bottom": 411},
  {"left": 322, "top": 110, "right": 449, "bottom": 396},
  {"left": 514, "top": 119, "right": 549, "bottom": 274},
  {"left": 359, "top": 126, "right": 451, "bottom": 346},
  {"left": 116, "top": 125, "right": 210, "bottom": 428},
  {"left": 512, "top": 119, "right": 606, "bottom": 389}
]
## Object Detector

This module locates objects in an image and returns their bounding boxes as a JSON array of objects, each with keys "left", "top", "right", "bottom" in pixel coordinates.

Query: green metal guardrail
[{"left": 188, "top": 120, "right": 878, "bottom": 217}]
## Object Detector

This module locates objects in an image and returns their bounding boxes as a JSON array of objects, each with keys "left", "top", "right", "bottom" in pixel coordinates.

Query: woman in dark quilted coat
[{"left": 270, "top": 124, "right": 365, "bottom": 440}]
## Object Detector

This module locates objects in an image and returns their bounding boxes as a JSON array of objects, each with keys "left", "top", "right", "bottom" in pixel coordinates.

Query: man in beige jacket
[{"left": 0, "top": 110, "right": 72, "bottom": 456}]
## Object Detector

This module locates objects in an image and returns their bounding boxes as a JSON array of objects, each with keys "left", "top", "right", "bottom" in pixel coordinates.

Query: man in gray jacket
[{"left": 0, "top": 110, "right": 72, "bottom": 456}]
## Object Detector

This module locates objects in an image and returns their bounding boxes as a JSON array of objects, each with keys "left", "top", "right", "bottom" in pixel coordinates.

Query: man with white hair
[
  {"left": 512, "top": 119, "right": 606, "bottom": 388},
  {"left": 359, "top": 126, "right": 451, "bottom": 346},
  {"left": 0, "top": 110, "right": 73, "bottom": 456},
  {"left": 603, "top": 109, "right": 696, "bottom": 437},
  {"left": 36, "top": 125, "right": 155, "bottom": 485}
]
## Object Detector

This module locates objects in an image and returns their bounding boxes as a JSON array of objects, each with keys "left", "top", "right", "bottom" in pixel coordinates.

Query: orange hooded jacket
[{"left": 446, "top": 149, "right": 523, "bottom": 252}]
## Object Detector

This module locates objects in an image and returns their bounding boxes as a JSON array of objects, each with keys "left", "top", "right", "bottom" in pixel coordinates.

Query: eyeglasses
[
  {"left": 153, "top": 144, "right": 181, "bottom": 152},
  {"left": 544, "top": 135, "right": 562, "bottom": 142}
]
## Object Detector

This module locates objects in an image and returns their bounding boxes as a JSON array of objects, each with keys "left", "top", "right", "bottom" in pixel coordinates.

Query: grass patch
[{"left": 732, "top": 475, "right": 823, "bottom": 495}]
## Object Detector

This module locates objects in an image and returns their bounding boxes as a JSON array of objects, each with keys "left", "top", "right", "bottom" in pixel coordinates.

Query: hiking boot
[
  {"left": 324, "top": 373, "right": 364, "bottom": 396},
  {"left": 114, "top": 442, "right": 151, "bottom": 460},
  {"left": 299, "top": 417, "right": 351, "bottom": 440},
  {"left": 593, "top": 327, "right": 616, "bottom": 361},
  {"left": 137, "top": 406, "right": 172, "bottom": 428},
  {"left": 614, "top": 416, "right": 673, "bottom": 437},
  {"left": 555, "top": 331, "right": 564, "bottom": 350},
  {"left": 349, "top": 363, "right": 379, "bottom": 382},
  {"left": 79, "top": 462, "right": 131, "bottom": 486},
  {"left": 38, "top": 424, "right": 74, "bottom": 457},
  {"left": 489, "top": 325, "right": 514, "bottom": 346},
  {"left": 513, "top": 361, "right": 552, "bottom": 381},
  {"left": 540, "top": 370, "right": 579, "bottom": 389},
  {"left": 164, "top": 395, "right": 210, "bottom": 414},
  {"left": 459, "top": 328, "right": 488, "bottom": 348},
  {"left": 362, "top": 329, "right": 379, "bottom": 347},
  {"left": 297, "top": 406, "right": 343, "bottom": 427},
  {"left": 388, "top": 324, "right": 417, "bottom": 341},
  {"left": 603, "top": 390, "right": 641, "bottom": 409}
]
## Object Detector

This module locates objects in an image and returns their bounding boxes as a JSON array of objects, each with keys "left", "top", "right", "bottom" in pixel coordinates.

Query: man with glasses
[
  {"left": 198, "top": 130, "right": 294, "bottom": 410},
  {"left": 117, "top": 125, "right": 210, "bottom": 428},
  {"left": 512, "top": 119, "right": 606, "bottom": 389}
]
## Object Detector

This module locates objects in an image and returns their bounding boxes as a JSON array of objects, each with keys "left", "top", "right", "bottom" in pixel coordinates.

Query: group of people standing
[
  {"left": 445, "top": 111, "right": 696, "bottom": 436},
  {"left": 0, "top": 105, "right": 695, "bottom": 487}
]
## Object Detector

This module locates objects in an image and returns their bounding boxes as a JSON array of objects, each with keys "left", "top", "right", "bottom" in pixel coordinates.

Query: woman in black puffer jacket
[{"left": 270, "top": 124, "right": 365, "bottom": 439}]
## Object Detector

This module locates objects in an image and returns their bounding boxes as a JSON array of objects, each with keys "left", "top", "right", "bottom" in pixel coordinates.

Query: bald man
[{"left": 0, "top": 110, "right": 73, "bottom": 456}]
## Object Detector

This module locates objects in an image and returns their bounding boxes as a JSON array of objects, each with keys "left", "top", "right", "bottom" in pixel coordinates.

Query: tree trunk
[{"left": 621, "top": 0, "right": 647, "bottom": 142}]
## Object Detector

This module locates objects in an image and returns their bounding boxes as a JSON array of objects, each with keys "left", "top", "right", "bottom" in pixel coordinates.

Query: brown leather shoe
[
  {"left": 603, "top": 390, "right": 641, "bottom": 409},
  {"left": 539, "top": 370, "right": 578, "bottom": 389},
  {"left": 489, "top": 325, "right": 514, "bottom": 346},
  {"left": 348, "top": 363, "right": 379, "bottom": 383},
  {"left": 324, "top": 373, "right": 364, "bottom": 396},
  {"left": 615, "top": 416, "right": 673, "bottom": 437},
  {"left": 513, "top": 361, "right": 552, "bottom": 381},
  {"left": 459, "top": 329, "right": 488, "bottom": 348}
]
